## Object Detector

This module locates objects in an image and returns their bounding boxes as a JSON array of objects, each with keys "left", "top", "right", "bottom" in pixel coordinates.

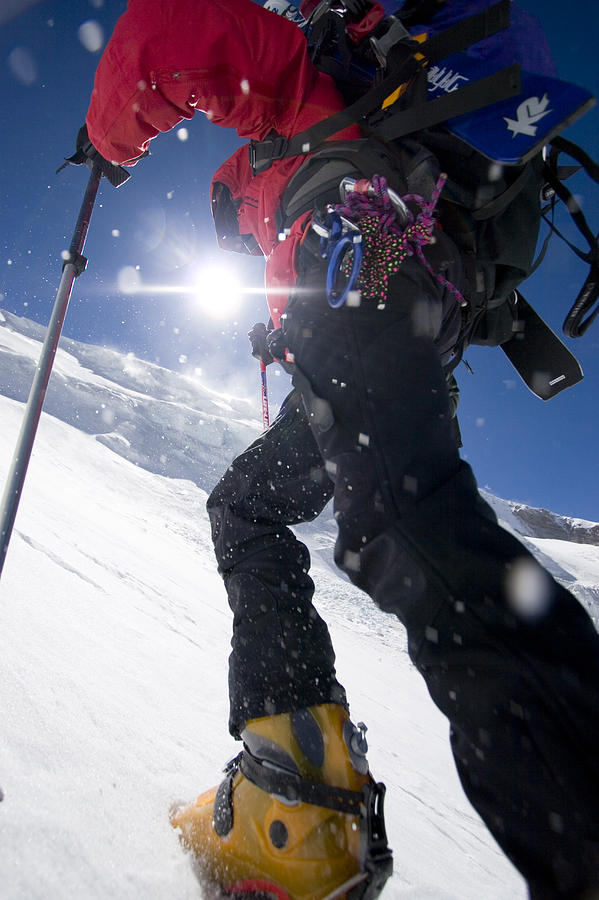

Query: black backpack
[{"left": 249, "top": 0, "right": 599, "bottom": 396}]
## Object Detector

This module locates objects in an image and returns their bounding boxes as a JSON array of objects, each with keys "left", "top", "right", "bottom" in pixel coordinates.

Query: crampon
[{"left": 170, "top": 704, "right": 392, "bottom": 900}]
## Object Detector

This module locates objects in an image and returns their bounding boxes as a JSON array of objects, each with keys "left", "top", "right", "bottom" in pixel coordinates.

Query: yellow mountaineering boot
[{"left": 170, "top": 703, "right": 392, "bottom": 899}]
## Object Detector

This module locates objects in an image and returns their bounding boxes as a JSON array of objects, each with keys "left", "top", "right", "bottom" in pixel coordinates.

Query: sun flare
[{"left": 192, "top": 266, "right": 242, "bottom": 318}]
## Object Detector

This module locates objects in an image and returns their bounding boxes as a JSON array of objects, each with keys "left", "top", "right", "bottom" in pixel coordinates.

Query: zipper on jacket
[{"left": 150, "top": 68, "right": 205, "bottom": 90}]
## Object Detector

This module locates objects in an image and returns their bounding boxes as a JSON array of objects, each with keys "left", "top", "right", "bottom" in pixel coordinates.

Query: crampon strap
[{"left": 239, "top": 749, "right": 364, "bottom": 813}]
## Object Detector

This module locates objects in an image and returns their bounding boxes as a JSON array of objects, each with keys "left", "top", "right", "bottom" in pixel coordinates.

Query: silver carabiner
[{"left": 339, "top": 177, "right": 409, "bottom": 226}]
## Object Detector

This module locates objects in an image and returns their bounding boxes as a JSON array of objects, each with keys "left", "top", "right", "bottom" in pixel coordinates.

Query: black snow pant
[{"left": 206, "top": 228, "right": 599, "bottom": 898}]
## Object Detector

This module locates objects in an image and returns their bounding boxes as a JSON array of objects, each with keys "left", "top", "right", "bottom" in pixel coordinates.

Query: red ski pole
[{"left": 260, "top": 360, "right": 270, "bottom": 430}]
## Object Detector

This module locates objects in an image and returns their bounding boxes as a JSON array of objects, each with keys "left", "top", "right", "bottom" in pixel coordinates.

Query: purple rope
[{"left": 335, "top": 174, "right": 467, "bottom": 307}]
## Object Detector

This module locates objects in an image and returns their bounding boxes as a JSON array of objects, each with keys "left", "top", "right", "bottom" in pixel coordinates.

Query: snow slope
[{"left": 1, "top": 310, "right": 598, "bottom": 899}]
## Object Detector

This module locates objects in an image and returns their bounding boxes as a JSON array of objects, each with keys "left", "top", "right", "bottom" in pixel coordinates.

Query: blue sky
[{"left": 1, "top": 0, "right": 598, "bottom": 520}]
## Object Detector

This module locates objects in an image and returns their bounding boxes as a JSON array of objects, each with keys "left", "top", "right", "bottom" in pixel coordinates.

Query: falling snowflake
[
  {"left": 506, "top": 557, "right": 553, "bottom": 620},
  {"left": 488, "top": 163, "right": 503, "bottom": 182},
  {"left": 117, "top": 266, "right": 141, "bottom": 294},
  {"left": 78, "top": 20, "right": 104, "bottom": 53},
  {"left": 7, "top": 47, "right": 37, "bottom": 85}
]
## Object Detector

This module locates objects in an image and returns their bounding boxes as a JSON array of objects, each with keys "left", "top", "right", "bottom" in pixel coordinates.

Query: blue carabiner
[
  {"left": 326, "top": 233, "right": 363, "bottom": 308},
  {"left": 315, "top": 210, "right": 363, "bottom": 308}
]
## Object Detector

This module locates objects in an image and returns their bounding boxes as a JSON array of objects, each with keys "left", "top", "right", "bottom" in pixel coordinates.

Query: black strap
[
  {"left": 528, "top": 223, "right": 554, "bottom": 279},
  {"left": 418, "top": 0, "right": 510, "bottom": 65},
  {"left": 564, "top": 265, "right": 599, "bottom": 337},
  {"left": 249, "top": 0, "right": 512, "bottom": 174},
  {"left": 239, "top": 749, "right": 365, "bottom": 815},
  {"left": 544, "top": 175, "right": 596, "bottom": 258},
  {"left": 539, "top": 137, "right": 599, "bottom": 338},
  {"left": 399, "top": 0, "right": 447, "bottom": 28},
  {"left": 249, "top": 43, "right": 420, "bottom": 175},
  {"left": 551, "top": 136, "right": 599, "bottom": 184},
  {"left": 545, "top": 139, "right": 599, "bottom": 257},
  {"left": 376, "top": 63, "right": 520, "bottom": 142},
  {"left": 470, "top": 161, "right": 533, "bottom": 221}
]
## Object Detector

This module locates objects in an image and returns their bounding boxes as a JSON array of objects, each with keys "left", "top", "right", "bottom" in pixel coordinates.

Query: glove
[
  {"left": 248, "top": 322, "right": 275, "bottom": 366},
  {"left": 58, "top": 124, "right": 104, "bottom": 169},
  {"left": 57, "top": 124, "right": 132, "bottom": 188}
]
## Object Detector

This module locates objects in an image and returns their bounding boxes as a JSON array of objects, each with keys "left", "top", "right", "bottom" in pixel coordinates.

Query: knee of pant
[
  {"left": 206, "top": 484, "right": 224, "bottom": 517},
  {"left": 207, "top": 462, "right": 242, "bottom": 517},
  {"left": 206, "top": 471, "right": 241, "bottom": 555},
  {"left": 206, "top": 485, "right": 226, "bottom": 533}
]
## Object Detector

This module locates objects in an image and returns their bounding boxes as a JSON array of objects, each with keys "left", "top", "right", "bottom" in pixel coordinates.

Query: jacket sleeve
[{"left": 86, "top": 0, "right": 336, "bottom": 164}]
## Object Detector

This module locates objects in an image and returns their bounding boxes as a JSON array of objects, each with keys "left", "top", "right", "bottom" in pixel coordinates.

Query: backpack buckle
[
  {"left": 369, "top": 15, "right": 411, "bottom": 68},
  {"left": 249, "top": 134, "right": 289, "bottom": 175}
]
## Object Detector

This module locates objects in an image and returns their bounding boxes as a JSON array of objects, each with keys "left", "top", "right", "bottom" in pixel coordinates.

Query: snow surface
[{"left": 1, "top": 311, "right": 598, "bottom": 899}]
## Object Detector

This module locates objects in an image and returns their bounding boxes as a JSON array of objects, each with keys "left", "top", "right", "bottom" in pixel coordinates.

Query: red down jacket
[{"left": 86, "top": 0, "right": 360, "bottom": 326}]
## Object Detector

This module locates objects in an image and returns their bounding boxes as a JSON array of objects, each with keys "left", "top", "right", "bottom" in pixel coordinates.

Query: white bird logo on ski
[{"left": 504, "top": 93, "right": 552, "bottom": 138}]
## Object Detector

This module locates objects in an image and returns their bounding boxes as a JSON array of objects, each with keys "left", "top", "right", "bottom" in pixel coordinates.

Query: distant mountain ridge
[
  {"left": 482, "top": 492, "right": 599, "bottom": 547},
  {"left": 0, "top": 308, "right": 260, "bottom": 492},
  {"left": 509, "top": 505, "right": 599, "bottom": 546}
]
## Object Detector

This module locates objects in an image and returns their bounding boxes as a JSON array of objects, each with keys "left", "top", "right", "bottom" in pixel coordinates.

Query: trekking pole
[
  {"left": 0, "top": 140, "right": 129, "bottom": 579},
  {"left": 0, "top": 164, "right": 101, "bottom": 576}
]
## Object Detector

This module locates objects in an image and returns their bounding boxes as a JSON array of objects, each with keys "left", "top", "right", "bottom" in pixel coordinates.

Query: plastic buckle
[
  {"left": 249, "top": 135, "right": 289, "bottom": 175},
  {"left": 369, "top": 15, "right": 411, "bottom": 68},
  {"left": 222, "top": 751, "right": 243, "bottom": 776}
]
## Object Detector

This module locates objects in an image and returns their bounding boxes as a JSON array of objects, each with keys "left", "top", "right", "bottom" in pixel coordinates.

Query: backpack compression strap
[
  {"left": 376, "top": 64, "right": 520, "bottom": 142},
  {"left": 249, "top": 0, "right": 514, "bottom": 175}
]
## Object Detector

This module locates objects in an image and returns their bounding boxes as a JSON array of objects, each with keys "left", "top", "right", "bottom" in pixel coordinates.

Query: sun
[{"left": 192, "top": 265, "right": 242, "bottom": 318}]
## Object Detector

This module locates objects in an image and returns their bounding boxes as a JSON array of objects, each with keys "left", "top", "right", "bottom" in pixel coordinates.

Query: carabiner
[
  {"left": 312, "top": 208, "right": 363, "bottom": 308},
  {"left": 326, "top": 231, "right": 363, "bottom": 308}
]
